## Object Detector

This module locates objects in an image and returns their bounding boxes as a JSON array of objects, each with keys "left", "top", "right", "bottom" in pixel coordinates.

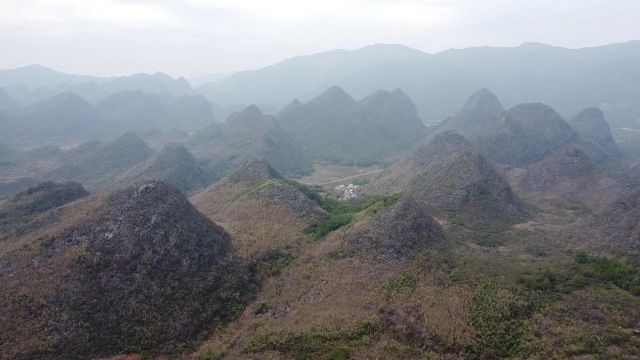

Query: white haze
[{"left": 0, "top": 0, "right": 639, "bottom": 77}]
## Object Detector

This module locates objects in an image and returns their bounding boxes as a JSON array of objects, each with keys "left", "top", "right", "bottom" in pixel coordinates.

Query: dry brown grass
[
  {"left": 215, "top": 198, "right": 313, "bottom": 258},
  {"left": 0, "top": 193, "right": 108, "bottom": 360},
  {"left": 191, "top": 211, "right": 464, "bottom": 359}
]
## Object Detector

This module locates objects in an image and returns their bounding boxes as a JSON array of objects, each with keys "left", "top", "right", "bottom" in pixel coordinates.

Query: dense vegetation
[
  {"left": 296, "top": 181, "right": 399, "bottom": 238},
  {"left": 518, "top": 252, "right": 640, "bottom": 295}
]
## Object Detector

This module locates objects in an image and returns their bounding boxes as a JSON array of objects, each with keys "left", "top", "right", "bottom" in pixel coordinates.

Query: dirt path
[{"left": 301, "top": 168, "right": 385, "bottom": 186}]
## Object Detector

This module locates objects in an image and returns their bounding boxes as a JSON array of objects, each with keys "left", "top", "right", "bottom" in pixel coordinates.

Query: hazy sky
[{"left": 1, "top": 0, "right": 639, "bottom": 77}]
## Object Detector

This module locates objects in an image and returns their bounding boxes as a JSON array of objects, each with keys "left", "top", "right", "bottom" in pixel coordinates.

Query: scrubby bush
[
  {"left": 571, "top": 253, "right": 640, "bottom": 294},
  {"left": 251, "top": 249, "right": 295, "bottom": 277},
  {"left": 385, "top": 272, "right": 418, "bottom": 298},
  {"left": 470, "top": 278, "right": 533, "bottom": 359}
]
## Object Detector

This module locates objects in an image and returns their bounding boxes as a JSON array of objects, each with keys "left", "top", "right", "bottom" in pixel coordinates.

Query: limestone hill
[
  {"left": 0, "top": 180, "right": 253, "bottom": 359},
  {"left": 189, "top": 105, "right": 312, "bottom": 178},
  {"left": 277, "top": 86, "right": 426, "bottom": 165},
  {"left": 370, "top": 131, "right": 526, "bottom": 228},
  {"left": 344, "top": 198, "right": 447, "bottom": 260},
  {"left": 569, "top": 107, "right": 623, "bottom": 158},
  {"left": 474, "top": 103, "right": 576, "bottom": 167},
  {"left": 119, "top": 142, "right": 209, "bottom": 192},
  {"left": 43, "top": 132, "right": 154, "bottom": 190},
  {"left": 427, "top": 88, "right": 505, "bottom": 141}
]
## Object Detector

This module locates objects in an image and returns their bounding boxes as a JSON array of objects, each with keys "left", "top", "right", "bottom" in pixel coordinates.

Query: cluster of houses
[{"left": 334, "top": 183, "right": 359, "bottom": 199}]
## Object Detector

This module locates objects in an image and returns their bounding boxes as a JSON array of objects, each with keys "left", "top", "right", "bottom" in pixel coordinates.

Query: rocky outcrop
[
  {"left": 191, "top": 159, "right": 325, "bottom": 258},
  {"left": 192, "top": 159, "right": 323, "bottom": 221},
  {"left": 223, "top": 158, "right": 282, "bottom": 187}
]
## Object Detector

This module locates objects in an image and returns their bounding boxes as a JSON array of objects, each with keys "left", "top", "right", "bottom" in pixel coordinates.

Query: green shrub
[
  {"left": 519, "top": 253, "right": 640, "bottom": 296},
  {"left": 305, "top": 213, "right": 354, "bottom": 238},
  {"left": 197, "top": 349, "right": 225, "bottom": 360},
  {"left": 571, "top": 253, "right": 640, "bottom": 294},
  {"left": 566, "top": 335, "right": 606, "bottom": 356},
  {"left": 517, "top": 270, "right": 564, "bottom": 292},
  {"left": 251, "top": 249, "right": 295, "bottom": 277},
  {"left": 470, "top": 278, "right": 533, "bottom": 359},
  {"left": 575, "top": 251, "right": 591, "bottom": 264},
  {"left": 329, "top": 347, "right": 352, "bottom": 360},
  {"left": 567, "top": 274, "right": 588, "bottom": 289},
  {"left": 385, "top": 273, "right": 418, "bottom": 298},
  {"left": 254, "top": 303, "right": 269, "bottom": 315}
]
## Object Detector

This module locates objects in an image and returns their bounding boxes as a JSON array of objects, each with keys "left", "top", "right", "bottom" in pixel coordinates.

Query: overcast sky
[{"left": 1, "top": 0, "right": 639, "bottom": 77}]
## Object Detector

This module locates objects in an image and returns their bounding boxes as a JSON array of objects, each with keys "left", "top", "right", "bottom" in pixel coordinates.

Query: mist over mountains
[
  {"left": 3, "top": 41, "right": 640, "bottom": 132},
  {"left": 198, "top": 41, "right": 640, "bottom": 128}
]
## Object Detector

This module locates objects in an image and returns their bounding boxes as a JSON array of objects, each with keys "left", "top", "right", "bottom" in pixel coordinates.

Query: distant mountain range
[
  {"left": 3, "top": 41, "right": 640, "bottom": 129},
  {"left": 0, "top": 64, "right": 192, "bottom": 104},
  {"left": 197, "top": 41, "right": 640, "bottom": 128},
  {"left": 0, "top": 132, "right": 213, "bottom": 196},
  {"left": 0, "top": 90, "right": 217, "bottom": 146}
]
